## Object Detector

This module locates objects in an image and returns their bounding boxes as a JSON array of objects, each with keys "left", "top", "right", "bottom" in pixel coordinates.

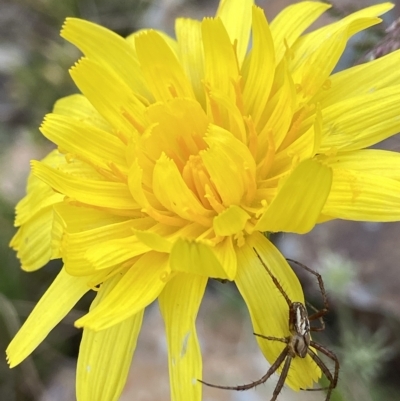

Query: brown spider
[{"left": 200, "top": 249, "right": 339, "bottom": 401}]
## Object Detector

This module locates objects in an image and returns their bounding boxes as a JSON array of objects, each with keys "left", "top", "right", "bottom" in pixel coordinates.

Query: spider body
[
  {"left": 289, "top": 302, "right": 310, "bottom": 358},
  {"left": 200, "top": 250, "right": 339, "bottom": 401}
]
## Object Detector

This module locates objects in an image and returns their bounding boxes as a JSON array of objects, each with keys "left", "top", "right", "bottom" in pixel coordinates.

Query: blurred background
[{"left": 1, "top": 0, "right": 400, "bottom": 400}]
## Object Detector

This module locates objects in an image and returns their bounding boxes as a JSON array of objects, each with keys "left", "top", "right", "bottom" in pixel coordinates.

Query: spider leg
[
  {"left": 199, "top": 345, "right": 289, "bottom": 391},
  {"left": 306, "top": 301, "right": 325, "bottom": 332},
  {"left": 308, "top": 309, "right": 329, "bottom": 325},
  {"left": 253, "top": 333, "right": 288, "bottom": 344},
  {"left": 310, "top": 340, "right": 339, "bottom": 391},
  {"left": 255, "top": 248, "right": 292, "bottom": 308},
  {"left": 287, "top": 258, "right": 329, "bottom": 322},
  {"left": 300, "top": 341, "right": 339, "bottom": 401},
  {"left": 306, "top": 348, "right": 334, "bottom": 387},
  {"left": 270, "top": 353, "right": 293, "bottom": 401},
  {"left": 253, "top": 334, "right": 295, "bottom": 401}
]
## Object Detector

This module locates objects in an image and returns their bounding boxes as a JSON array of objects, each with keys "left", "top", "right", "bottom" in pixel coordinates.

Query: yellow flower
[{"left": 7, "top": 0, "right": 400, "bottom": 400}]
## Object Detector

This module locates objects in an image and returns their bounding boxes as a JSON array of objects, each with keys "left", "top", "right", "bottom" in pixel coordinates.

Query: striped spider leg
[{"left": 200, "top": 249, "right": 339, "bottom": 401}]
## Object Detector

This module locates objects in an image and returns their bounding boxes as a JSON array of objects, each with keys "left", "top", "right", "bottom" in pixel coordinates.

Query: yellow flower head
[{"left": 7, "top": 1, "right": 400, "bottom": 400}]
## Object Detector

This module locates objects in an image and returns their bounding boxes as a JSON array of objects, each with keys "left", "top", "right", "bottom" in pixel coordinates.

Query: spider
[{"left": 200, "top": 249, "right": 340, "bottom": 401}]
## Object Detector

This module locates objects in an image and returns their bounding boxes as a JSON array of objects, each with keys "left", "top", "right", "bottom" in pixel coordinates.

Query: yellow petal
[
  {"left": 201, "top": 124, "right": 256, "bottom": 206},
  {"left": 61, "top": 18, "right": 150, "bottom": 99},
  {"left": 341, "top": 3, "right": 393, "bottom": 28},
  {"left": 257, "top": 60, "right": 296, "bottom": 153},
  {"left": 314, "top": 49, "right": 400, "bottom": 108},
  {"left": 272, "top": 108, "right": 322, "bottom": 177},
  {"left": 10, "top": 209, "right": 53, "bottom": 272},
  {"left": 202, "top": 17, "right": 239, "bottom": 99},
  {"left": 75, "top": 252, "right": 169, "bottom": 330},
  {"left": 40, "top": 114, "right": 128, "bottom": 174},
  {"left": 70, "top": 57, "right": 145, "bottom": 141},
  {"left": 213, "top": 205, "right": 250, "bottom": 236},
  {"left": 50, "top": 205, "right": 65, "bottom": 260},
  {"left": 242, "top": 6, "right": 275, "bottom": 124},
  {"left": 152, "top": 153, "right": 213, "bottom": 226},
  {"left": 215, "top": 0, "right": 253, "bottom": 66},
  {"left": 133, "top": 223, "right": 178, "bottom": 253},
  {"left": 85, "top": 235, "right": 150, "bottom": 270},
  {"left": 62, "top": 218, "right": 150, "bottom": 275},
  {"left": 53, "top": 94, "right": 111, "bottom": 132},
  {"left": 170, "top": 238, "right": 232, "bottom": 279},
  {"left": 77, "top": 274, "right": 144, "bottom": 401},
  {"left": 300, "top": 3, "right": 392, "bottom": 47},
  {"left": 322, "top": 168, "right": 400, "bottom": 221},
  {"left": 234, "top": 232, "right": 320, "bottom": 390},
  {"left": 6, "top": 268, "right": 90, "bottom": 367},
  {"left": 256, "top": 159, "right": 332, "bottom": 233},
  {"left": 291, "top": 13, "right": 387, "bottom": 101},
  {"left": 135, "top": 30, "right": 195, "bottom": 102},
  {"left": 206, "top": 89, "right": 246, "bottom": 142},
  {"left": 175, "top": 18, "right": 205, "bottom": 106},
  {"left": 320, "top": 85, "right": 400, "bottom": 152},
  {"left": 128, "top": 158, "right": 187, "bottom": 226},
  {"left": 14, "top": 150, "right": 64, "bottom": 226},
  {"left": 53, "top": 202, "right": 133, "bottom": 233},
  {"left": 126, "top": 28, "right": 179, "bottom": 56},
  {"left": 270, "top": 2, "right": 331, "bottom": 64},
  {"left": 213, "top": 236, "right": 237, "bottom": 280},
  {"left": 144, "top": 98, "right": 209, "bottom": 165},
  {"left": 127, "top": 159, "right": 151, "bottom": 208},
  {"left": 133, "top": 230, "right": 171, "bottom": 253},
  {"left": 31, "top": 161, "right": 138, "bottom": 211},
  {"left": 159, "top": 272, "right": 207, "bottom": 401},
  {"left": 320, "top": 149, "right": 400, "bottom": 180},
  {"left": 55, "top": 204, "right": 150, "bottom": 274},
  {"left": 164, "top": 222, "right": 211, "bottom": 244}
]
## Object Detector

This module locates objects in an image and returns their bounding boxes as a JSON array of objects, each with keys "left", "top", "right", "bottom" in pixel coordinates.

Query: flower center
[{"left": 182, "top": 154, "right": 223, "bottom": 212}]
